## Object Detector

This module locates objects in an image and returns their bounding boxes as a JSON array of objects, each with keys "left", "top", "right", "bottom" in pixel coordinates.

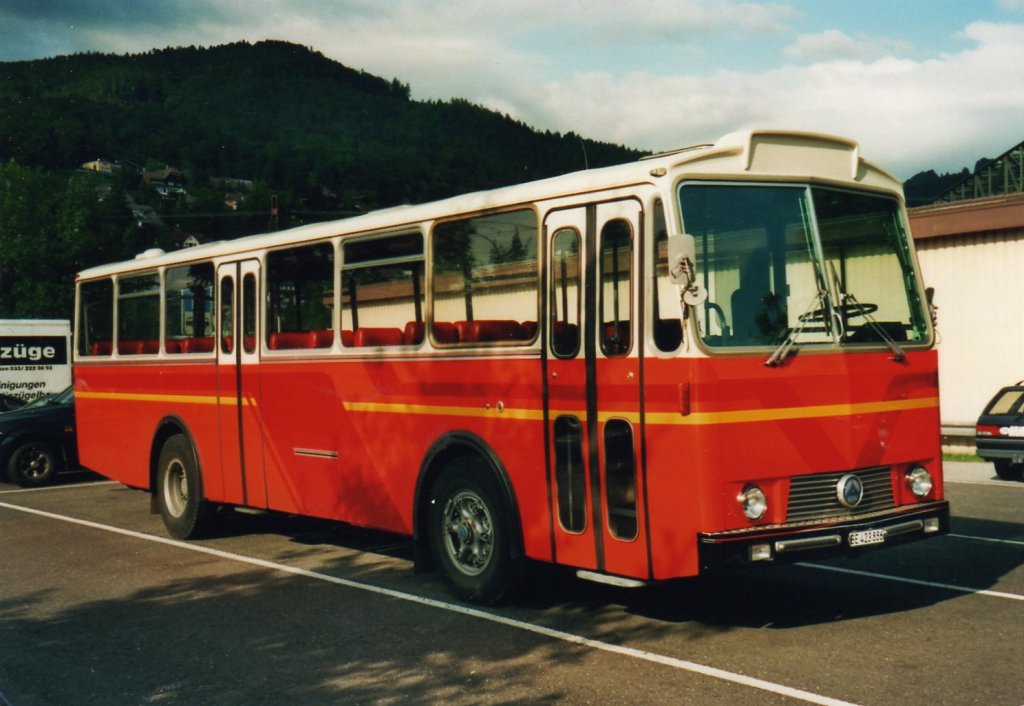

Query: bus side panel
[
  {"left": 642, "top": 358, "right": 705, "bottom": 579},
  {"left": 74, "top": 361, "right": 227, "bottom": 500},
  {"left": 256, "top": 357, "right": 552, "bottom": 559}
]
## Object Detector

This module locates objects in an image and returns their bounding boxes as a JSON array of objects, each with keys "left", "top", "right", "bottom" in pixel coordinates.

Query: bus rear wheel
[
  {"left": 156, "top": 434, "right": 216, "bottom": 539},
  {"left": 429, "top": 460, "right": 516, "bottom": 605}
]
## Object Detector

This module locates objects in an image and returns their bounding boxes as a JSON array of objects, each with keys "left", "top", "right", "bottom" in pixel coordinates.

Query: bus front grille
[{"left": 786, "top": 467, "right": 894, "bottom": 523}]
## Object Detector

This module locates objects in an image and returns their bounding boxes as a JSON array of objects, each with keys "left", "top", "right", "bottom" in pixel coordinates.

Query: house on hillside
[
  {"left": 81, "top": 158, "right": 118, "bottom": 174},
  {"left": 141, "top": 167, "right": 187, "bottom": 197}
]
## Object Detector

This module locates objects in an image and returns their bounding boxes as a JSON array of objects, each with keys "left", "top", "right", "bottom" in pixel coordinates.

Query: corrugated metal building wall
[{"left": 909, "top": 195, "right": 1024, "bottom": 427}]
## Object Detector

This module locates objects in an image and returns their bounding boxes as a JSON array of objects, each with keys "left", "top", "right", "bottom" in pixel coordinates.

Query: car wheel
[
  {"left": 428, "top": 458, "right": 517, "bottom": 605},
  {"left": 156, "top": 434, "right": 217, "bottom": 539},
  {"left": 6, "top": 440, "right": 62, "bottom": 487},
  {"left": 993, "top": 460, "right": 1024, "bottom": 482}
]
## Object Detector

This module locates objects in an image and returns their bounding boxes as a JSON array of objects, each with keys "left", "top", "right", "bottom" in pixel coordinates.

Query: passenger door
[
  {"left": 544, "top": 200, "right": 649, "bottom": 579},
  {"left": 216, "top": 260, "right": 266, "bottom": 508}
]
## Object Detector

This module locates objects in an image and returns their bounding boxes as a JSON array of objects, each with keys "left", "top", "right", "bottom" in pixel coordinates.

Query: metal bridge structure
[{"left": 937, "top": 138, "right": 1024, "bottom": 202}]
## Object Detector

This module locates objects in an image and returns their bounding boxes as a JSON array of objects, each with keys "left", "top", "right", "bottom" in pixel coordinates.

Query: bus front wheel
[
  {"left": 429, "top": 460, "right": 516, "bottom": 605},
  {"left": 156, "top": 434, "right": 216, "bottom": 539}
]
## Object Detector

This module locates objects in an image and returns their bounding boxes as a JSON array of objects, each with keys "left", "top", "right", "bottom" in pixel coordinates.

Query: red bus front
[{"left": 638, "top": 181, "right": 948, "bottom": 579}]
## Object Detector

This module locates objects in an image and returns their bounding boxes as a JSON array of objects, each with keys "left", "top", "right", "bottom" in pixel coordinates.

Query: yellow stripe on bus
[
  {"left": 340, "top": 401, "right": 551, "bottom": 421},
  {"left": 76, "top": 390, "right": 249, "bottom": 407},
  {"left": 75, "top": 390, "right": 937, "bottom": 426},
  {"left": 645, "top": 396, "right": 939, "bottom": 426}
]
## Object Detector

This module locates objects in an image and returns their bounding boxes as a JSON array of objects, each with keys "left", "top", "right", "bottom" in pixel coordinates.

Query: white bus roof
[{"left": 77, "top": 129, "right": 902, "bottom": 279}]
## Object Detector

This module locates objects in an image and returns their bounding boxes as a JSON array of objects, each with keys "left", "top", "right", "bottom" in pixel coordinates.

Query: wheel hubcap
[
  {"left": 442, "top": 490, "right": 493, "bottom": 576},
  {"left": 19, "top": 447, "right": 50, "bottom": 480},
  {"left": 163, "top": 460, "right": 189, "bottom": 518}
]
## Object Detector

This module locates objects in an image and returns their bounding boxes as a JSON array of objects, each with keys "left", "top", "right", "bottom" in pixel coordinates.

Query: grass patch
[{"left": 942, "top": 452, "right": 984, "bottom": 463}]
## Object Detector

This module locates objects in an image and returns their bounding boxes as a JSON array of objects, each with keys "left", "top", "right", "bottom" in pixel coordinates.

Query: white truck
[{"left": 0, "top": 320, "right": 73, "bottom": 408}]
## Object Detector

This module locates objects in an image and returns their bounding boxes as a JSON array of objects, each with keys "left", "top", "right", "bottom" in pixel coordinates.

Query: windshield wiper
[
  {"left": 827, "top": 263, "right": 905, "bottom": 362},
  {"left": 841, "top": 292, "right": 906, "bottom": 362},
  {"left": 764, "top": 288, "right": 830, "bottom": 367}
]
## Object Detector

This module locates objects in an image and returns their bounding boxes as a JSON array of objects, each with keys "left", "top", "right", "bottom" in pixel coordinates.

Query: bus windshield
[{"left": 678, "top": 183, "right": 929, "bottom": 351}]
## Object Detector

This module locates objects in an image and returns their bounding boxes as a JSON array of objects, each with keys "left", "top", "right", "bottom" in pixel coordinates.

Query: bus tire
[
  {"left": 156, "top": 434, "right": 216, "bottom": 539},
  {"left": 6, "top": 440, "right": 62, "bottom": 487},
  {"left": 429, "top": 459, "right": 516, "bottom": 605}
]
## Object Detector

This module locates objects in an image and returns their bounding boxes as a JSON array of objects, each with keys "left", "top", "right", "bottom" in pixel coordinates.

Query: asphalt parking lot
[{"left": 1, "top": 462, "right": 1021, "bottom": 706}]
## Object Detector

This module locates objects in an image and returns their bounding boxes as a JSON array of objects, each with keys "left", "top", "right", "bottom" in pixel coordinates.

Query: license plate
[{"left": 849, "top": 528, "right": 887, "bottom": 547}]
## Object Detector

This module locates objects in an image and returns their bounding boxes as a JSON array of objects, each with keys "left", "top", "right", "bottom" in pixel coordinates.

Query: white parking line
[
  {"left": 0, "top": 499, "right": 858, "bottom": 706},
  {"left": 798, "top": 563, "right": 1024, "bottom": 602},
  {"left": 949, "top": 533, "right": 1024, "bottom": 548},
  {"left": 0, "top": 480, "right": 118, "bottom": 494}
]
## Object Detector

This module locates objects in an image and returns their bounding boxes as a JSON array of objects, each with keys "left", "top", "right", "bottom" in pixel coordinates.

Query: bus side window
[
  {"left": 550, "top": 228, "right": 581, "bottom": 357},
  {"left": 266, "top": 242, "right": 335, "bottom": 350},
  {"left": 77, "top": 278, "right": 114, "bottom": 357},
  {"left": 600, "top": 220, "right": 632, "bottom": 356},
  {"left": 431, "top": 209, "right": 539, "bottom": 345},
  {"left": 117, "top": 272, "right": 160, "bottom": 355},
  {"left": 651, "top": 199, "right": 683, "bottom": 352},
  {"left": 220, "top": 276, "right": 234, "bottom": 354},
  {"left": 341, "top": 232, "right": 424, "bottom": 348},
  {"left": 165, "top": 262, "right": 214, "bottom": 355},
  {"left": 554, "top": 415, "right": 586, "bottom": 532}
]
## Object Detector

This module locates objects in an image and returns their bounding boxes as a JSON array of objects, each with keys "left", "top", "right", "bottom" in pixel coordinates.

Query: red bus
[{"left": 74, "top": 130, "right": 949, "bottom": 603}]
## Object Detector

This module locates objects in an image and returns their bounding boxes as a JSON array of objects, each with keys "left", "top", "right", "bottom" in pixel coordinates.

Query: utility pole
[{"left": 268, "top": 194, "right": 279, "bottom": 232}]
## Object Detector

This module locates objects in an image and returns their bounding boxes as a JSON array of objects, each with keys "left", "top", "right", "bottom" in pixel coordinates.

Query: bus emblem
[{"left": 836, "top": 474, "right": 865, "bottom": 508}]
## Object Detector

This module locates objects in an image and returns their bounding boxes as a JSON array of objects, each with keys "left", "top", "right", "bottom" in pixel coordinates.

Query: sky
[{"left": 2, "top": 0, "right": 1024, "bottom": 179}]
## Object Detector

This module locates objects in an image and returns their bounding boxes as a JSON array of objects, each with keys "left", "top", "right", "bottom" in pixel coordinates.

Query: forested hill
[{"left": 0, "top": 40, "right": 640, "bottom": 205}]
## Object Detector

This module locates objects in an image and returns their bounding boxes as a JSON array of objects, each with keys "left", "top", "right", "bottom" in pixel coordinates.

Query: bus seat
[
  {"left": 164, "top": 340, "right": 183, "bottom": 354},
  {"left": 310, "top": 329, "right": 334, "bottom": 348},
  {"left": 457, "top": 320, "right": 525, "bottom": 343},
  {"left": 403, "top": 321, "right": 425, "bottom": 346},
  {"left": 474, "top": 320, "right": 525, "bottom": 342},
  {"left": 432, "top": 322, "right": 459, "bottom": 344},
  {"left": 117, "top": 340, "right": 142, "bottom": 355},
  {"left": 353, "top": 327, "right": 404, "bottom": 347},
  {"left": 139, "top": 339, "right": 160, "bottom": 354},
  {"left": 184, "top": 337, "right": 215, "bottom": 353},
  {"left": 520, "top": 321, "right": 538, "bottom": 340},
  {"left": 454, "top": 320, "right": 474, "bottom": 342},
  {"left": 90, "top": 341, "right": 113, "bottom": 356},
  {"left": 269, "top": 331, "right": 314, "bottom": 350},
  {"left": 603, "top": 322, "right": 631, "bottom": 354},
  {"left": 341, "top": 330, "right": 354, "bottom": 347}
]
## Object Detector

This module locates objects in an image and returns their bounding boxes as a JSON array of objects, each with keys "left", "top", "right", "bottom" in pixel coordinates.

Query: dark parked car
[
  {"left": 0, "top": 393, "right": 29, "bottom": 412},
  {"left": 0, "top": 386, "right": 78, "bottom": 487},
  {"left": 975, "top": 382, "right": 1024, "bottom": 481}
]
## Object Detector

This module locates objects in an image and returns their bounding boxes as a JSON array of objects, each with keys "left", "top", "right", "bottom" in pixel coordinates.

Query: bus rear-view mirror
[{"left": 668, "top": 233, "right": 697, "bottom": 286}]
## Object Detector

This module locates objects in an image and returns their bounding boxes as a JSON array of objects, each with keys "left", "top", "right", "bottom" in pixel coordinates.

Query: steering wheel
[{"left": 798, "top": 302, "right": 879, "bottom": 323}]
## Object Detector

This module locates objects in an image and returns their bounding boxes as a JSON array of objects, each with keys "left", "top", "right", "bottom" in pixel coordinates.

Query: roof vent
[{"left": 134, "top": 248, "right": 166, "bottom": 260}]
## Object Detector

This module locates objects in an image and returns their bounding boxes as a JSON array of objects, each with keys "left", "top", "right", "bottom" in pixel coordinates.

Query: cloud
[
  {"left": 783, "top": 29, "right": 914, "bottom": 62},
  {"left": 524, "top": 21, "right": 1024, "bottom": 177}
]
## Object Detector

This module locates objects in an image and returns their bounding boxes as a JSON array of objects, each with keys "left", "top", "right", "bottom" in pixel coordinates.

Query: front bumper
[{"left": 698, "top": 501, "right": 950, "bottom": 571}]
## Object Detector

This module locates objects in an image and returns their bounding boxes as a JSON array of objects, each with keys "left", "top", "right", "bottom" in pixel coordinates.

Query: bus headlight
[
  {"left": 739, "top": 485, "right": 767, "bottom": 521},
  {"left": 906, "top": 466, "right": 933, "bottom": 498}
]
